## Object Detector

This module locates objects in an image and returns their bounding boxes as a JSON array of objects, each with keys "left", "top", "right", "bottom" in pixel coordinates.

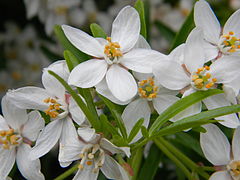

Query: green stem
[
  {"left": 157, "top": 137, "right": 209, "bottom": 179},
  {"left": 128, "top": 148, "right": 143, "bottom": 180},
  {"left": 131, "top": 138, "right": 149, "bottom": 150},
  {"left": 54, "top": 164, "right": 78, "bottom": 180},
  {"left": 154, "top": 139, "right": 192, "bottom": 180}
]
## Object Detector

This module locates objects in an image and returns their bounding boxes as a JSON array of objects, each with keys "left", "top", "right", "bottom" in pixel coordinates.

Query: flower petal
[
  {"left": 200, "top": 124, "right": 231, "bottom": 166},
  {"left": 194, "top": 0, "right": 221, "bottom": 44},
  {"left": 133, "top": 35, "right": 151, "bottom": 49},
  {"left": 153, "top": 60, "right": 190, "bottom": 90},
  {"left": 7, "top": 87, "right": 50, "bottom": 111},
  {"left": 184, "top": 28, "right": 205, "bottom": 73},
  {"left": 16, "top": 144, "right": 44, "bottom": 180},
  {"left": 168, "top": 43, "right": 185, "bottom": 64},
  {"left": 106, "top": 64, "right": 137, "bottom": 102},
  {"left": 62, "top": 25, "right": 104, "bottom": 57},
  {"left": 22, "top": 111, "right": 45, "bottom": 141},
  {"left": 1, "top": 95, "right": 28, "bottom": 129},
  {"left": 30, "top": 119, "right": 64, "bottom": 160},
  {"left": 77, "top": 127, "right": 96, "bottom": 142},
  {"left": 202, "top": 40, "right": 218, "bottom": 61},
  {"left": 0, "top": 115, "right": 8, "bottom": 131},
  {"left": 209, "top": 171, "right": 231, "bottom": 180},
  {"left": 121, "top": 49, "right": 167, "bottom": 73},
  {"left": 73, "top": 167, "right": 99, "bottom": 180},
  {"left": 68, "top": 59, "right": 108, "bottom": 88},
  {"left": 111, "top": 6, "right": 140, "bottom": 53},
  {"left": 203, "top": 94, "right": 240, "bottom": 128},
  {"left": 42, "top": 60, "right": 69, "bottom": 99},
  {"left": 223, "top": 9, "right": 240, "bottom": 38},
  {"left": 95, "top": 79, "right": 131, "bottom": 105},
  {"left": 152, "top": 95, "right": 179, "bottom": 114},
  {"left": 0, "top": 148, "right": 16, "bottom": 179},
  {"left": 232, "top": 127, "right": 240, "bottom": 161},
  {"left": 132, "top": 72, "right": 153, "bottom": 81},
  {"left": 69, "top": 96, "right": 86, "bottom": 125},
  {"left": 122, "top": 98, "right": 151, "bottom": 143},
  {"left": 101, "top": 155, "right": 129, "bottom": 180}
]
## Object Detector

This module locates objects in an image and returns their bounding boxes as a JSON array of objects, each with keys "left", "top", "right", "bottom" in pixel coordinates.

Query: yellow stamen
[{"left": 86, "top": 161, "right": 93, "bottom": 166}]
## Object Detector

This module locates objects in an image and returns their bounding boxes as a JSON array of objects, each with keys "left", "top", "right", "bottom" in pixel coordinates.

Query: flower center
[
  {"left": 78, "top": 144, "right": 105, "bottom": 173},
  {"left": 104, "top": 37, "right": 122, "bottom": 61},
  {"left": 220, "top": 31, "right": 240, "bottom": 54},
  {"left": 228, "top": 161, "right": 240, "bottom": 179},
  {"left": 138, "top": 77, "right": 159, "bottom": 100},
  {"left": 0, "top": 129, "right": 22, "bottom": 149},
  {"left": 43, "top": 97, "right": 65, "bottom": 118},
  {"left": 191, "top": 66, "right": 217, "bottom": 90}
]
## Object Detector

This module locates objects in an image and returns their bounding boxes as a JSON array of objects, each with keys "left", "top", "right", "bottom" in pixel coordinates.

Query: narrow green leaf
[
  {"left": 90, "top": 23, "right": 107, "bottom": 39},
  {"left": 141, "top": 126, "right": 149, "bottom": 138},
  {"left": 138, "top": 144, "right": 162, "bottom": 180},
  {"left": 149, "top": 89, "right": 223, "bottom": 135},
  {"left": 112, "top": 135, "right": 128, "bottom": 147},
  {"left": 128, "top": 118, "right": 144, "bottom": 143},
  {"left": 134, "top": 0, "right": 147, "bottom": 38},
  {"left": 169, "top": 10, "right": 195, "bottom": 52},
  {"left": 54, "top": 25, "right": 89, "bottom": 62},
  {"left": 154, "top": 21, "right": 176, "bottom": 43},
  {"left": 48, "top": 70, "right": 101, "bottom": 131},
  {"left": 64, "top": 50, "right": 80, "bottom": 71},
  {"left": 99, "top": 114, "right": 120, "bottom": 136},
  {"left": 154, "top": 104, "right": 240, "bottom": 137},
  {"left": 98, "top": 94, "right": 127, "bottom": 139},
  {"left": 128, "top": 148, "right": 143, "bottom": 180}
]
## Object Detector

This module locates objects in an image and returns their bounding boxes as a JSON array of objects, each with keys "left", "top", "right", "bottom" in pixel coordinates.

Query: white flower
[
  {"left": 7, "top": 60, "right": 85, "bottom": 160},
  {"left": 0, "top": 95, "right": 45, "bottom": 180},
  {"left": 59, "top": 127, "right": 130, "bottom": 180},
  {"left": 62, "top": 6, "right": 165, "bottom": 102},
  {"left": 200, "top": 124, "right": 240, "bottom": 180},
  {"left": 194, "top": 0, "right": 240, "bottom": 60},
  {"left": 153, "top": 28, "right": 240, "bottom": 128}
]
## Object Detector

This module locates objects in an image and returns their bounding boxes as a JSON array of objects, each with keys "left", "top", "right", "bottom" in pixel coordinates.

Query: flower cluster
[{"left": 1, "top": 0, "right": 240, "bottom": 179}]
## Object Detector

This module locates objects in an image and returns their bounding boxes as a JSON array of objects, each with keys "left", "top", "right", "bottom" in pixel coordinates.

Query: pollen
[
  {"left": 138, "top": 77, "right": 158, "bottom": 100},
  {"left": 104, "top": 37, "right": 122, "bottom": 60},
  {"left": 228, "top": 161, "right": 240, "bottom": 178},
  {"left": 86, "top": 161, "right": 93, "bottom": 166},
  {"left": 220, "top": 31, "right": 240, "bottom": 54},
  {"left": 43, "top": 97, "right": 64, "bottom": 118},
  {"left": 0, "top": 129, "right": 21, "bottom": 149}
]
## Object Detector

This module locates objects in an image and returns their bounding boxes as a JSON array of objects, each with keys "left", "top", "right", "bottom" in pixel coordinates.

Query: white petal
[
  {"left": 111, "top": 6, "right": 140, "bottom": 53},
  {"left": 22, "top": 111, "right": 45, "bottom": 141},
  {"left": 59, "top": 144, "right": 82, "bottom": 167},
  {"left": 106, "top": 64, "right": 137, "bottom": 102},
  {"left": 100, "top": 138, "right": 130, "bottom": 157},
  {"left": 203, "top": 94, "right": 240, "bottom": 128},
  {"left": 132, "top": 72, "right": 153, "bottom": 81},
  {"left": 209, "top": 171, "right": 231, "bottom": 180},
  {"left": 68, "top": 59, "right": 108, "bottom": 88},
  {"left": 0, "top": 115, "right": 8, "bottom": 131},
  {"left": 62, "top": 25, "right": 104, "bottom": 57},
  {"left": 203, "top": 40, "right": 218, "bottom": 61},
  {"left": 0, "top": 148, "right": 16, "bottom": 179},
  {"left": 1, "top": 95, "right": 28, "bottom": 129},
  {"left": 152, "top": 95, "right": 179, "bottom": 114},
  {"left": 200, "top": 124, "right": 230, "bottom": 166},
  {"left": 73, "top": 167, "right": 98, "bottom": 180},
  {"left": 16, "top": 144, "right": 44, "bottom": 180},
  {"left": 77, "top": 127, "right": 96, "bottom": 142},
  {"left": 194, "top": 0, "right": 221, "bottom": 44},
  {"left": 7, "top": 87, "right": 50, "bottom": 111},
  {"left": 30, "top": 119, "right": 64, "bottom": 160},
  {"left": 95, "top": 79, "right": 131, "bottom": 105},
  {"left": 153, "top": 60, "right": 190, "bottom": 90},
  {"left": 168, "top": 44, "right": 185, "bottom": 64},
  {"left": 121, "top": 49, "right": 167, "bottom": 73},
  {"left": 42, "top": 60, "right": 69, "bottom": 99},
  {"left": 184, "top": 28, "right": 205, "bottom": 73},
  {"left": 223, "top": 9, "right": 240, "bottom": 38},
  {"left": 69, "top": 96, "right": 86, "bottom": 125},
  {"left": 133, "top": 35, "right": 151, "bottom": 49},
  {"left": 122, "top": 98, "right": 151, "bottom": 143},
  {"left": 223, "top": 85, "right": 238, "bottom": 104},
  {"left": 232, "top": 127, "right": 240, "bottom": 161},
  {"left": 101, "top": 155, "right": 129, "bottom": 180}
]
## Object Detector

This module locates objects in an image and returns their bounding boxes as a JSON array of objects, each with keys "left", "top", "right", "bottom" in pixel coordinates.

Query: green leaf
[
  {"left": 54, "top": 25, "right": 89, "bottom": 62},
  {"left": 112, "top": 134, "right": 129, "bottom": 147},
  {"left": 98, "top": 94, "right": 127, "bottom": 139},
  {"left": 48, "top": 70, "right": 101, "bottom": 131},
  {"left": 128, "top": 148, "right": 143, "bottom": 180},
  {"left": 134, "top": 0, "right": 147, "bottom": 38},
  {"left": 64, "top": 50, "right": 80, "bottom": 71},
  {"left": 149, "top": 89, "right": 223, "bottom": 135},
  {"left": 154, "top": 104, "right": 240, "bottom": 137},
  {"left": 90, "top": 23, "right": 107, "bottom": 39},
  {"left": 169, "top": 10, "right": 195, "bottom": 52},
  {"left": 128, "top": 118, "right": 144, "bottom": 143},
  {"left": 99, "top": 114, "right": 120, "bottom": 136},
  {"left": 141, "top": 126, "right": 149, "bottom": 138},
  {"left": 154, "top": 21, "right": 176, "bottom": 43},
  {"left": 138, "top": 144, "right": 162, "bottom": 180}
]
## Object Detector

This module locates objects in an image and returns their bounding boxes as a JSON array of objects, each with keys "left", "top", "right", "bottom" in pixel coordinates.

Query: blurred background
[{"left": 0, "top": 0, "right": 239, "bottom": 179}]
